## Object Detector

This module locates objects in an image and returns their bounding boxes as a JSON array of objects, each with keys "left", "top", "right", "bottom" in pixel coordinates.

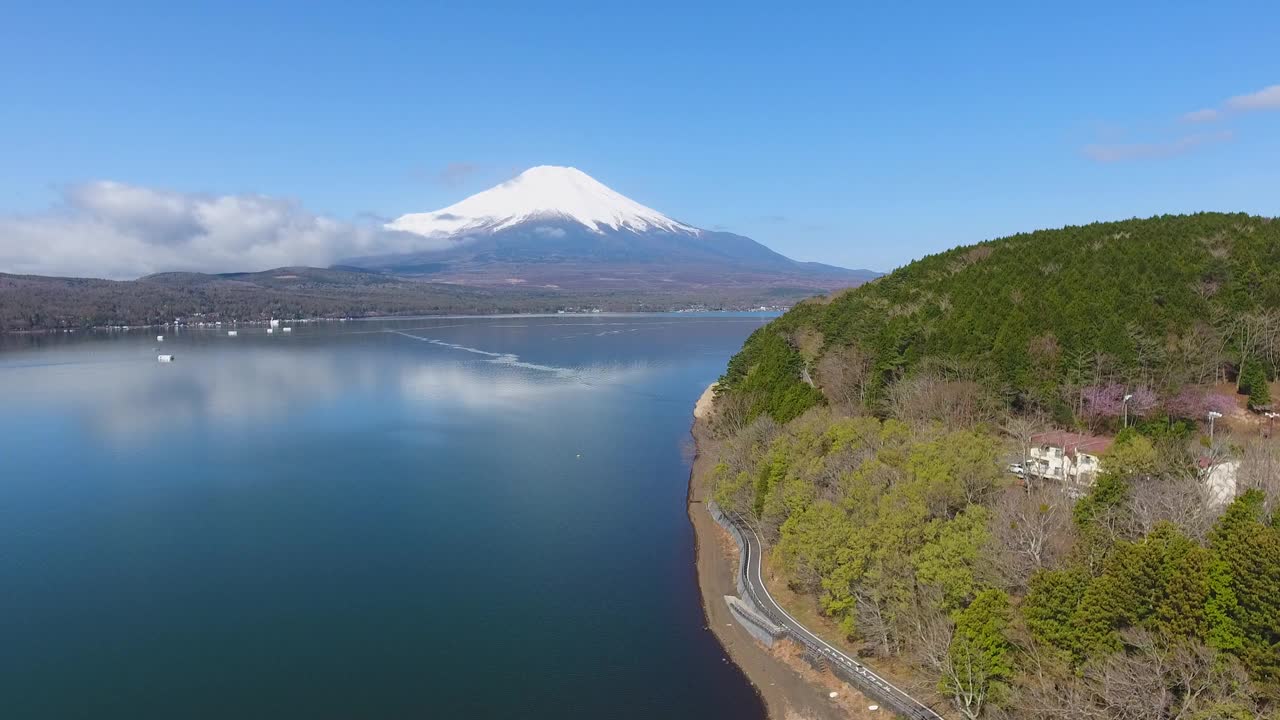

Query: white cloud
[
  {"left": 0, "top": 181, "right": 453, "bottom": 279},
  {"left": 533, "top": 226, "right": 567, "bottom": 238},
  {"left": 1177, "top": 83, "right": 1280, "bottom": 123},
  {"left": 1087, "top": 82, "right": 1276, "bottom": 162},
  {"left": 1225, "top": 84, "right": 1280, "bottom": 112},
  {"left": 1180, "top": 108, "right": 1221, "bottom": 124},
  {"left": 1083, "top": 131, "right": 1233, "bottom": 163}
]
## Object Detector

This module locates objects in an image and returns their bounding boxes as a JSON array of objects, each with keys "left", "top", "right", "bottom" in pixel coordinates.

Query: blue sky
[{"left": 2, "top": 1, "right": 1278, "bottom": 276}]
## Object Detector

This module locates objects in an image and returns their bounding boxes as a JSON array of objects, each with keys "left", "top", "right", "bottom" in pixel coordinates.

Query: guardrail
[{"left": 710, "top": 502, "right": 946, "bottom": 720}]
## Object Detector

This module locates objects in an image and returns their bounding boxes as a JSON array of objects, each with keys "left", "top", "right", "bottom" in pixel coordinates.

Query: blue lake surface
[{"left": 0, "top": 314, "right": 772, "bottom": 719}]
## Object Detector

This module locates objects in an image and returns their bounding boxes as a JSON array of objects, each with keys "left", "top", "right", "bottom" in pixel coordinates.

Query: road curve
[{"left": 726, "top": 510, "right": 946, "bottom": 720}]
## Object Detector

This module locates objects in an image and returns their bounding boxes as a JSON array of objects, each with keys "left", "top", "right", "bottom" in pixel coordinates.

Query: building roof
[{"left": 1032, "top": 430, "right": 1114, "bottom": 458}]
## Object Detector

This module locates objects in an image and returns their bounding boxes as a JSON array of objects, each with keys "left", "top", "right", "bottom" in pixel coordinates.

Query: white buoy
[
  {"left": 156, "top": 335, "right": 164, "bottom": 342},
  {"left": 157, "top": 354, "right": 174, "bottom": 363}
]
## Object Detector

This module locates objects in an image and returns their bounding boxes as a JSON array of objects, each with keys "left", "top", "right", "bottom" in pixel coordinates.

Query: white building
[
  {"left": 1198, "top": 456, "right": 1240, "bottom": 507},
  {"left": 1027, "top": 431, "right": 1115, "bottom": 488}
]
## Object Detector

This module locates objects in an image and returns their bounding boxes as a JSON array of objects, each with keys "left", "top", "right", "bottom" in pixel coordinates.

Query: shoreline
[
  {"left": 1, "top": 310, "right": 782, "bottom": 336},
  {"left": 687, "top": 384, "right": 875, "bottom": 720}
]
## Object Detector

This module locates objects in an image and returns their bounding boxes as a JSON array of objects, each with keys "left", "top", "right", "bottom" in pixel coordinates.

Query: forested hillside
[
  {"left": 720, "top": 213, "right": 1279, "bottom": 425},
  {"left": 708, "top": 213, "right": 1280, "bottom": 719}
]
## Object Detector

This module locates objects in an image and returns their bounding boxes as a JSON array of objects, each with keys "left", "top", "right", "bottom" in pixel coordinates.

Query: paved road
[{"left": 726, "top": 510, "right": 946, "bottom": 720}]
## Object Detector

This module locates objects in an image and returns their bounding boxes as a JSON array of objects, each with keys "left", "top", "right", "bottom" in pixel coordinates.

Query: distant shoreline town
[{"left": 0, "top": 265, "right": 801, "bottom": 334}]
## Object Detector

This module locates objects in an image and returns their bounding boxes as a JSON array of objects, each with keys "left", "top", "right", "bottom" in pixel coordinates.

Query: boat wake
[{"left": 388, "top": 330, "right": 577, "bottom": 377}]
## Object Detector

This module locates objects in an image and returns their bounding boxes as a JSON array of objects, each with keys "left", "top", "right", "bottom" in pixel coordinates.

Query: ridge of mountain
[{"left": 346, "top": 166, "right": 877, "bottom": 290}]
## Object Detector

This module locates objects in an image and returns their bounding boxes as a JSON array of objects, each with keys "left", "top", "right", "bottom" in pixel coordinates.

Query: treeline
[
  {"left": 0, "top": 268, "right": 794, "bottom": 332},
  {"left": 719, "top": 213, "right": 1280, "bottom": 425},
  {"left": 0, "top": 270, "right": 506, "bottom": 331},
  {"left": 710, "top": 409, "right": 1280, "bottom": 719}
]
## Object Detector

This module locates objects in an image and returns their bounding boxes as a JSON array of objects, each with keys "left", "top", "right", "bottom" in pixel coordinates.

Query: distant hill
[
  {"left": 720, "top": 212, "right": 1280, "bottom": 422},
  {"left": 344, "top": 166, "right": 879, "bottom": 292},
  {"left": 0, "top": 265, "right": 826, "bottom": 332},
  {"left": 0, "top": 267, "right": 491, "bottom": 331}
]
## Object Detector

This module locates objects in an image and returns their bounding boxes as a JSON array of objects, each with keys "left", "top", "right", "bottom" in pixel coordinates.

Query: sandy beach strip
[{"left": 693, "top": 382, "right": 717, "bottom": 420}]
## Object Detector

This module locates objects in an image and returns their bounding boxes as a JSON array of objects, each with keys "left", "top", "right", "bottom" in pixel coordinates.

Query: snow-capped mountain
[
  {"left": 346, "top": 166, "right": 878, "bottom": 294},
  {"left": 388, "top": 165, "right": 698, "bottom": 237}
]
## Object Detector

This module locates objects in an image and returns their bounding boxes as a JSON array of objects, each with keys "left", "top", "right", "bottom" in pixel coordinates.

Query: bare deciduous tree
[
  {"left": 1087, "top": 631, "right": 1173, "bottom": 720},
  {"left": 1238, "top": 438, "right": 1280, "bottom": 515},
  {"left": 886, "top": 373, "right": 1000, "bottom": 428},
  {"left": 854, "top": 588, "right": 897, "bottom": 657},
  {"left": 907, "top": 590, "right": 954, "bottom": 675},
  {"left": 814, "top": 344, "right": 876, "bottom": 413},
  {"left": 1001, "top": 413, "right": 1047, "bottom": 487},
  {"left": 1228, "top": 310, "right": 1280, "bottom": 390},
  {"left": 710, "top": 388, "right": 755, "bottom": 438},
  {"left": 715, "top": 414, "right": 778, "bottom": 476},
  {"left": 1161, "top": 322, "right": 1225, "bottom": 389},
  {"left": 1129, "top": 470, "right": 1219, "bottom": 542},
  {"left": 941, "top": 641, "right": 993, "bottom": 720},
  {"left": 984, "top": 485, "right": 1074, "bottom": 591},
  {"left": 1013, "top": 631, "right": 1265, "bottom": 720},
  {"left": 1086, "top": 630, "right": 1262, "bottom": 720},
  {"left": 1009, "top": 645, "right": 1103, "bottom": 720}
]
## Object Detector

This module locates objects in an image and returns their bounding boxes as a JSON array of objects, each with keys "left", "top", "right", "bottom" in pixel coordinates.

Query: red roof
[{"left": 1032, "top": 430, "right": 1114, "bottom": 458}]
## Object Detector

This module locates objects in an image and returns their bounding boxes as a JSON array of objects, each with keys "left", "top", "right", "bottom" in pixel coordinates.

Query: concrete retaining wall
[
  {"left": 707, "top": 501, "right": 749, "bottom": 598},
  {"left": 725, "top": 595, "right": 786, "bottom": 647}
]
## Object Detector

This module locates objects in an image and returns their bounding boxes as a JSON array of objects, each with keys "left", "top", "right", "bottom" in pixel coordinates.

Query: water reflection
[
  {"left": 0, "top": 350, "right": 359, "bottom": 442},
  {"left": 0, "top": 315, "right": 772, "bottom": 720},
  {"left": 399, "top": 361, "right": 650, "bottom": 411},
  {"left": 0, "top": 333, "right": 657, "bottom": 444}
]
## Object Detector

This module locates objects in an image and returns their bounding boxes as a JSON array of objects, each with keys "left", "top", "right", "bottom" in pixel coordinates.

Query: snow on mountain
[
  {"left": 387, "top": 166, "right": 699, "bottom": 238},
  {"left": 351, "top": 165, "right": 881, "bottom": 292}
]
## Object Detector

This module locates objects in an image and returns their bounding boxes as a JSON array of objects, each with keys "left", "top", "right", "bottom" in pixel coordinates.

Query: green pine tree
[
  {"left": 1239, "top": 360, "right": 1272, "bottom": 409},
  {"left": 941, "top": 589, "right": 1015, "bottom": 720}
]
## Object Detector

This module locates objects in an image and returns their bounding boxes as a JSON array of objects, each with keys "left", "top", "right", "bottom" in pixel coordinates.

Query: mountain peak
[
  {"left": 512, "top": 164, "right": 590, "bottom": 180},
  {"left": 388, "top": 166, "right": 697, "bottom": 238}
]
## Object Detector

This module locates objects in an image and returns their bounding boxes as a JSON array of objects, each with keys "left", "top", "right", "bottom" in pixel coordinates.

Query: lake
[{"left": 0, "top": 314, "right": 771, "bottom": 719}]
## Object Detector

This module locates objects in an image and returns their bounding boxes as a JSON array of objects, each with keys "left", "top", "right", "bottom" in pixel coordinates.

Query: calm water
[{"left": 0, "top": 314, "right": 771, "bottom": 719}]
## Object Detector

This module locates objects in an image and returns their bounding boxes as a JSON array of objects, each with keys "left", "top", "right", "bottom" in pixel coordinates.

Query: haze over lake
[{"left": 0, "top": 314, "right": 770, "bottom": 719}]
